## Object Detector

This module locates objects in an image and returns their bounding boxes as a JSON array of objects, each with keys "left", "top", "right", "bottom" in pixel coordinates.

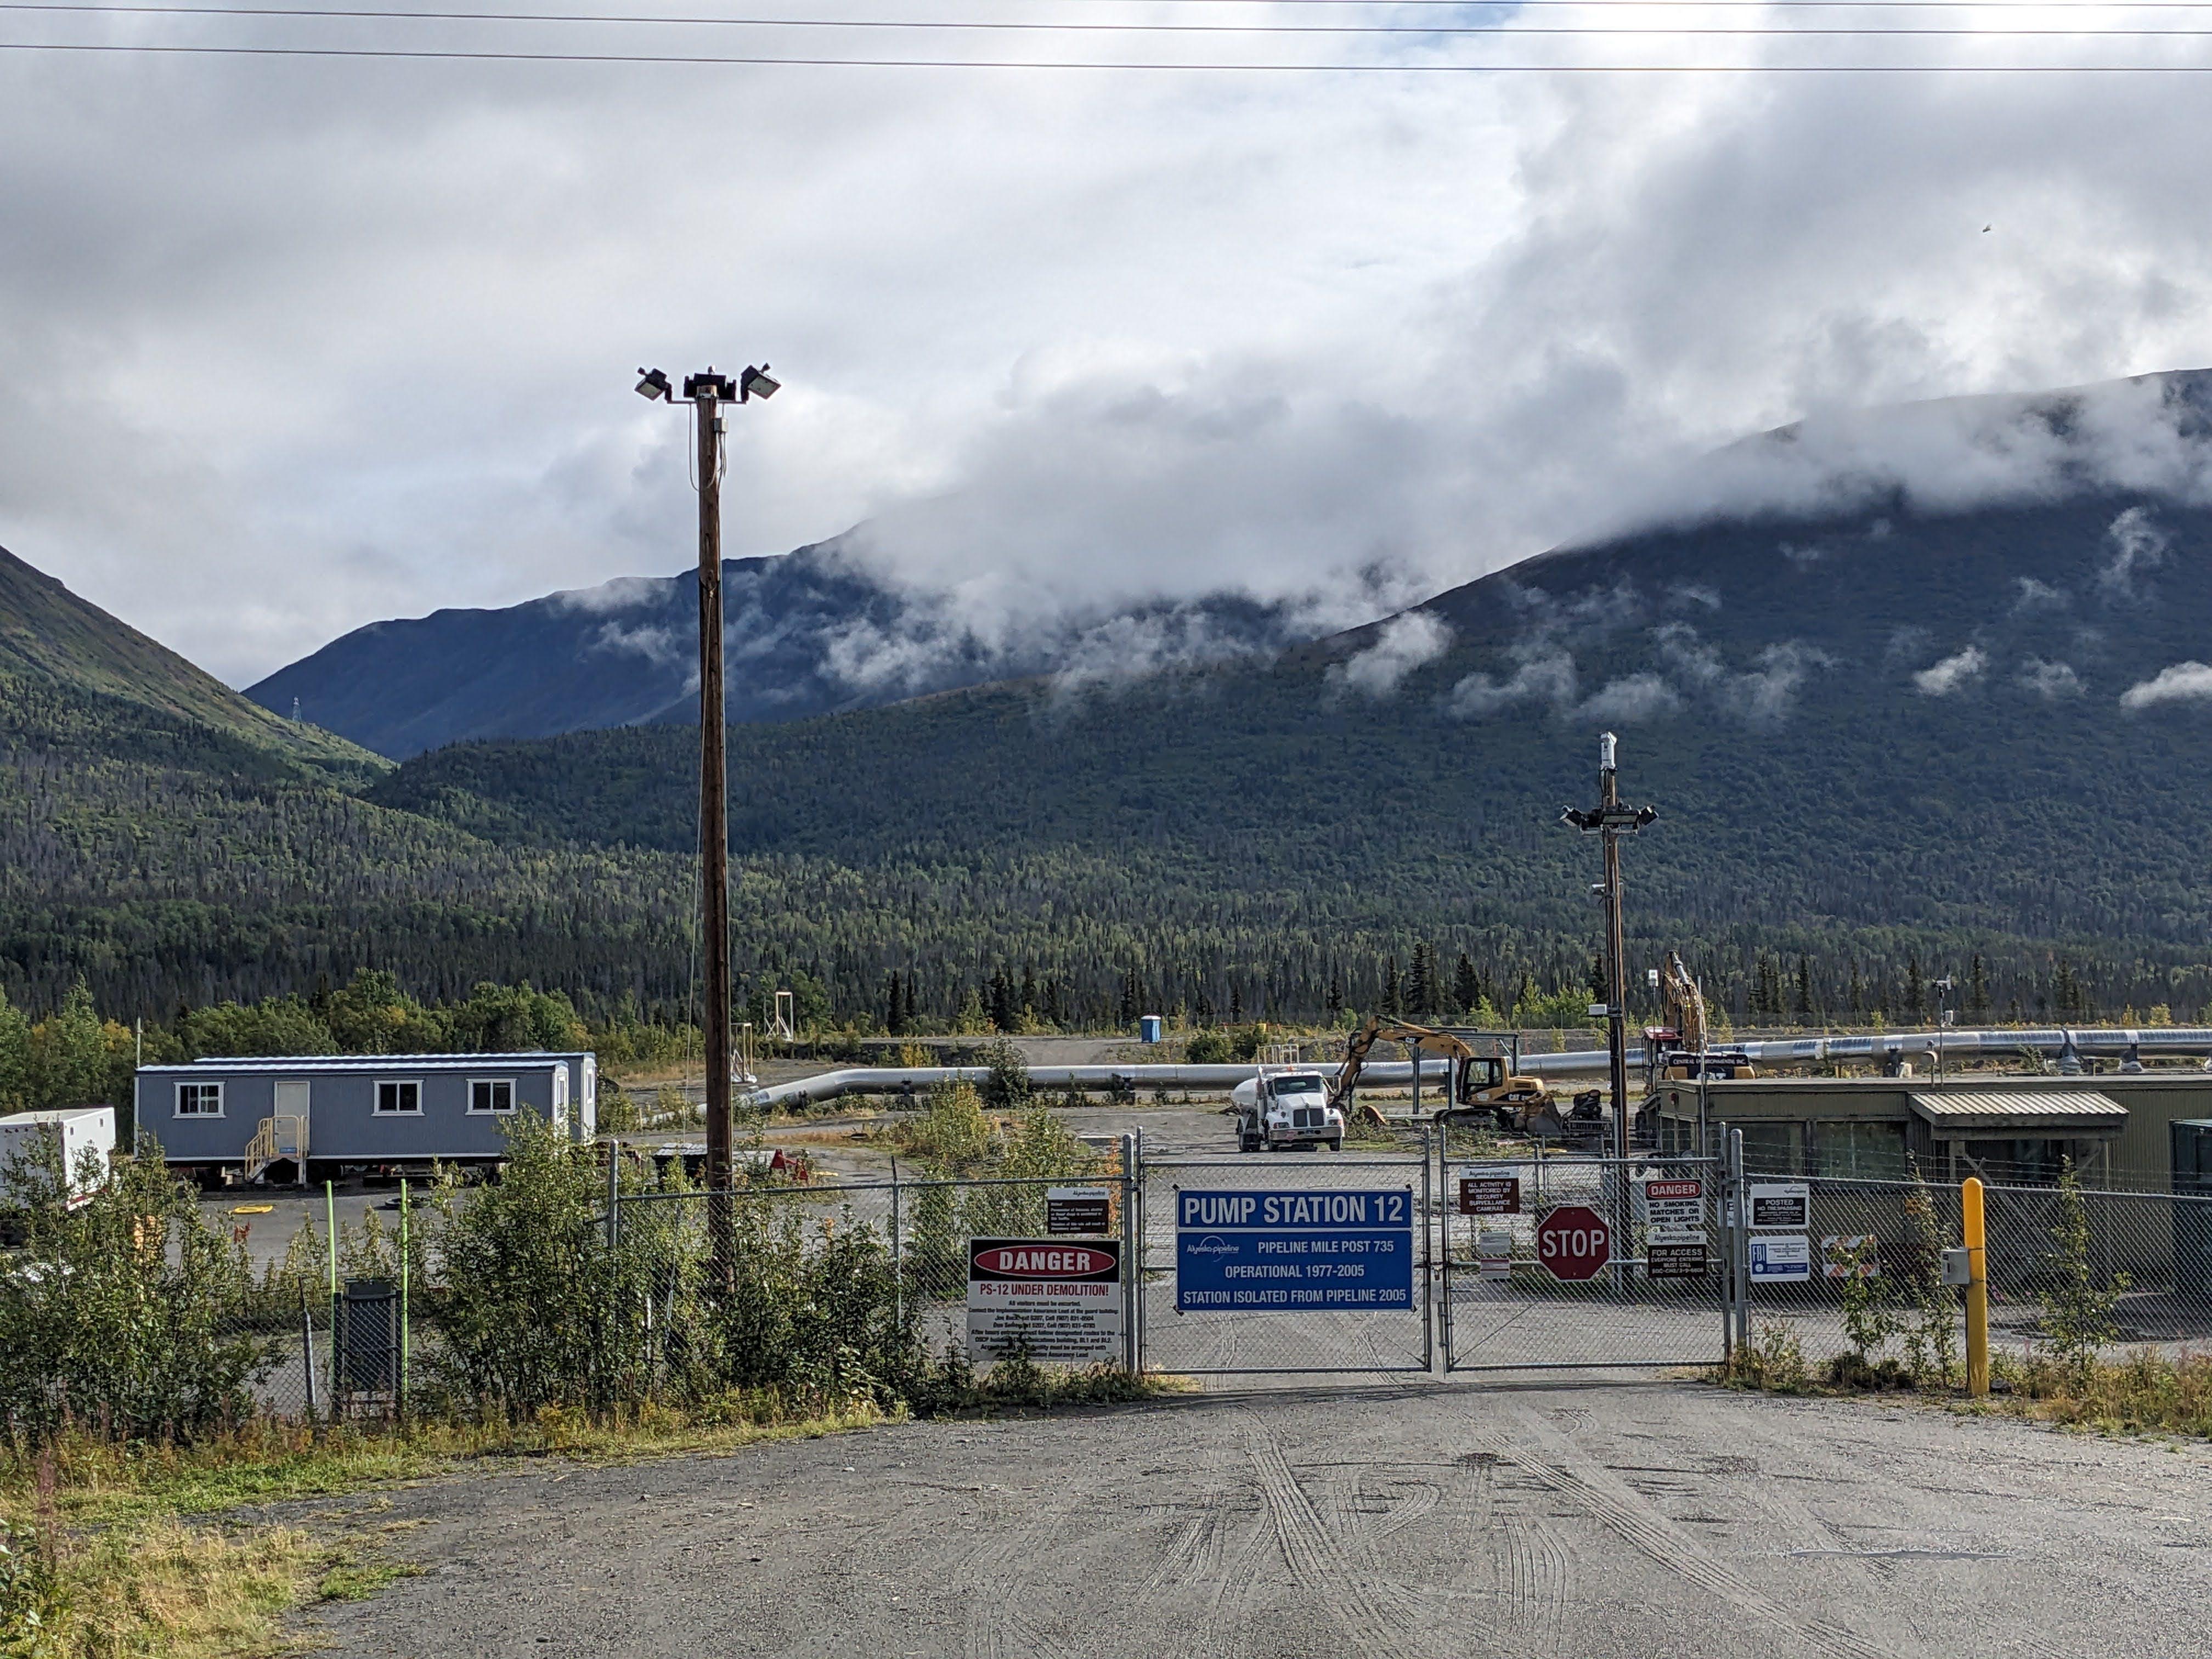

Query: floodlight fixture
[
  {"left": 740, "top": 364, "right": 780, "bottom": 402},
  {"left": 635, "top": 367, "right": 673, "bottom": 402}
]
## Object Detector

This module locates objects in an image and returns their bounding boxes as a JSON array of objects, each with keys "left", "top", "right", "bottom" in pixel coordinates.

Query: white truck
[
  {"left": 0, "top": 1107, "right": 116, "bottom": 1213},
  {"left": 1230, "top": 1069, "right": 1345, "bottom": 1153}
]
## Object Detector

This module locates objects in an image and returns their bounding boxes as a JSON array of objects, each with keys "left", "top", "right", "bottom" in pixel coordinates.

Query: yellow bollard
[{"left": 1963, "top": 1176, "right": 1989, "bottom": 1397}]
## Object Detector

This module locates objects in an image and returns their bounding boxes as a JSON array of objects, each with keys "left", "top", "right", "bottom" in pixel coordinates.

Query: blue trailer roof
[{"left": 138, "top": 1055, "right": 572, "bottom": 1077}]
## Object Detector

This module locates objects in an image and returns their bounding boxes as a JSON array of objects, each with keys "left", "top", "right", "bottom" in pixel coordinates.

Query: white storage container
[{"left": 0, "top": 1107, "right": 117, "bottom": 1209}]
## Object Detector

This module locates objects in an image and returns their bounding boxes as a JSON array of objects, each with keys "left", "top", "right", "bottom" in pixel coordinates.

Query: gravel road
[{"left": 286, "top": 1380, "right": 2212, "bottom": 1658}]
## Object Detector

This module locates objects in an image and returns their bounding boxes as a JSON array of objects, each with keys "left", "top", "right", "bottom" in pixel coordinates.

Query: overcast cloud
[{"left": 7, "top": 13, "right": 2212, "bottom": 685}]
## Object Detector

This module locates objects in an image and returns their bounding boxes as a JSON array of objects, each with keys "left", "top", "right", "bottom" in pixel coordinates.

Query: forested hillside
[
  {"left": 375, "top": 480, "right": 2212, "bottom": 1030},
  {"left": 18, "top": 375, "right": 2212, "bottom": 1034},
  {"left": 0, "top": 543, "right": 379, "bottom": 785}
]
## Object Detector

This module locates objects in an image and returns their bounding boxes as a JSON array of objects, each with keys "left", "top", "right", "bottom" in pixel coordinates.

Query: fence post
[
  {"left": 1420, "top": 1124, "right": 1435, "bottom": 1375},
  {"left": 324, "top": 1178, "right": 340, "bottom": 1408},
  {"left": 1134, "top": 1127, "right": 1147, "bottom": 1370},
  {"left": 1728, "top": 1128, "right": 1748, "bottom": 1364},
  {"left": 890, "top": 1155, "right": 904, "bottom": 1330},
  {"left": 300, "top": 1285, "right": 320, "bottom": 1424},
  {"left": 1120, "top": 1134, "right": 1137, "bottom": 1373},
  {"left": 605, "top": 1140, "right": 620, "bottom": 1251},
  {"left": 1963, "top": 1176, "right": 1989, "bottom": 1397},
  {"left": 399, "top": 1177, "right": 410, "bottom": 1419}
]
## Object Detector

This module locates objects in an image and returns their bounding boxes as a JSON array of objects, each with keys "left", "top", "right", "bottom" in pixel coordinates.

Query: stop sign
[{"left": 1536, "top": 1205, "right": 1611, "bottom": 1281}]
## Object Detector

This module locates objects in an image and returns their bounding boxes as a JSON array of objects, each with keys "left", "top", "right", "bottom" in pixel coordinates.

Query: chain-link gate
[
  {"left": 1136, "top": 1148, "right": 1432, "bottom": 1376},
  {"left": 1440, "top": 1128, "right": 1729, "bottom": 1373}
]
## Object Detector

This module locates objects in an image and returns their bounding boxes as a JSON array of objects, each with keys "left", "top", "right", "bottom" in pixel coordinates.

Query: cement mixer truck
[{"left": 1229, "top": 1067, "right": 1346, "bottom": 1153}]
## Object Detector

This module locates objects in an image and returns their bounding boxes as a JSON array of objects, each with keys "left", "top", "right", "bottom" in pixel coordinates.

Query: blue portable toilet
[{"left": 1139, "top": 1015, "right": 1164, "bottom": 1045}]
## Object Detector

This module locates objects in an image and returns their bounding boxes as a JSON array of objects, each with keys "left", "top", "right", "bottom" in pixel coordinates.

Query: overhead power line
[
  {"left": 14, "top": 1, "right": 2212, "bottom": 29},
  {"left": 30, "top": 0, "right": 2212, "bottom": 14},
  {"left": 8, "top": 35, "right": 2212, "bottom": 60}
]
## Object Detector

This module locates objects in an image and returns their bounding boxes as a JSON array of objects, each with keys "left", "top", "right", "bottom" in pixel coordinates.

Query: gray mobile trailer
[
  {"left": 136, "top": 1055, "right": 575, "bottom": 1182},
  {"left": 191, "top": 1050, "right": 597, "bottom": 1140}
]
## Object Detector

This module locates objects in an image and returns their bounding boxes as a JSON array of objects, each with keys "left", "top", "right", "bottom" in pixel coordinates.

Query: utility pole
[
  {"left": 1562, "top": 732, "right": 1657, "bottom": 1162},
  {"left": 634, "top": 362, "right": 778, "bottom": 1264}
]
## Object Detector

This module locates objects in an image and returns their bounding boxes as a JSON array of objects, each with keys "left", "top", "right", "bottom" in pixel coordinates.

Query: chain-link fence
[
  {"left": 28, "top": 1136, "right": 2212, "bottom": 1444},
  {"left": 1735, "top": 1172, "right": 2212, "bottom": 1380},
  {"left": 1437, "top": 1132, "right": 1728, "bottom": 1373}
]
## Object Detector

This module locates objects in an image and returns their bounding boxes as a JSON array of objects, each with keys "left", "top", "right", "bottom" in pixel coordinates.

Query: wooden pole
[
  {"left": 696, "top": 386, "right": 734, "bottom": 1267},
  {"left": 1601, "top": 755, "right": 1629, "bottom": 1164}
]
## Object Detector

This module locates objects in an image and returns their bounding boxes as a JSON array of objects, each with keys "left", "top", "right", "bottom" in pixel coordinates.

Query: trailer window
[
  {"left": 470, "top": 1079, "right": 515, "bottom": 1114},
  {"left": 176, "top": 1082, "right": 223, "bottom": 1116},
  {"left": 376, "top": 1081, "right": 422, "bottom": 1115}
]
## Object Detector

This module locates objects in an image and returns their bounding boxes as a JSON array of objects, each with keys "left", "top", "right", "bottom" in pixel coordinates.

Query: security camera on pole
[
  {"left": 635, "top": 360, "right": 778, "bottom": 1268},
  {"left": 1560, "top": 732, "right": 1657, "bottom": 1164}
]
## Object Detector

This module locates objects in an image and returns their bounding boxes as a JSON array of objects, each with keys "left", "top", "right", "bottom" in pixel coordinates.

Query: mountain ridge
[
  {"left": 0, "top": 541, "right": 382, "bottom": 785},
  {"left": 246, "top": 537, "right": 1336, "bottom": 759}
]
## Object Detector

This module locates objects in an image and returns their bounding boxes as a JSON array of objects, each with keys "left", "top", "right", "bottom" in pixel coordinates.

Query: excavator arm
[
  {"left": 1659, "top": 951, "right": 1708, "bottom": 1056},
  {"left": 1329, "top": 1015, "right": 1556, "bottom": 1131},
  {"left": 1328, "top": 1017, "right": 1479, "bottom": 1126}
]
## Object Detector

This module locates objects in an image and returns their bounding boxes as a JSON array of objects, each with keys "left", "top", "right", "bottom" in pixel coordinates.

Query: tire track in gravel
[
  {"left": 963, "top": 1492, "right": 1086, "bottom": 1659},
  {"left": 1462, "top": 1423, "right": 1896, "bottom": 1659},
  {"left": 1465, "top": 1449, "right": 1570, "bottom": 1654},
  {"left": 1126, "top": 1436, "right": 1276, "bottom": 1659},
  {"left": 1239, "top": 1412, "right": 1509, "bottom": 1659}
]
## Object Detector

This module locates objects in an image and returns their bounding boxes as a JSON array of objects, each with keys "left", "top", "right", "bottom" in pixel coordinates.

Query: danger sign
[
  {"left": 967, "top": 1237, "right": 1123, "bottom": 1365},
  {"left": 1640, "top": 1176, "right": 1703, "bottom": 1237}
]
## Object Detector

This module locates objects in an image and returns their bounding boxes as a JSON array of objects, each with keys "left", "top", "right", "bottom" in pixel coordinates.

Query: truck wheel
[{"left": 1329, "top": 1138, "right": 1343, "bottom": 1152}]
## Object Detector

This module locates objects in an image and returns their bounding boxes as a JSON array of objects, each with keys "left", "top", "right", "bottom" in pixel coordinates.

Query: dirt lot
[{"left": 283, "top": 1380, "right": 2212, "bottom": 1658}]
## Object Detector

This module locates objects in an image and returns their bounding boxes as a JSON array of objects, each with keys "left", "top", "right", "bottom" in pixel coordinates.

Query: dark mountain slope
[
  {"left": 0, "top": 541, "right": 379, "bottom": 785},
  {"left": 371, "top": 373, "right": 2212, "bottom": 1022},
  {"left": 247, "top": 538, "right": 1326, "bottom": 760}
]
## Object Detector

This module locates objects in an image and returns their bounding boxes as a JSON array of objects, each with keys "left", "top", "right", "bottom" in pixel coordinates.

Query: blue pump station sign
[{"left": 1175, "top": 1188, "right": 1414, "bottom": 1312}]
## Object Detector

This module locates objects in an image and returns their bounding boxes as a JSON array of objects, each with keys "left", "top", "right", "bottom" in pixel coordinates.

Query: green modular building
[{"left": 1652, "top": 1073, "right": 2212, "bottom": 1295}]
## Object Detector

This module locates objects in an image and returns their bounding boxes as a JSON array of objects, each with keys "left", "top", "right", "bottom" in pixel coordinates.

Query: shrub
[
  {"left": 893, "top": 1081, "right": 996, "bottom": 1173},
  {"left": 977, "top": 1039, "right": 1032, "bottom": 1113},
  {"left": 2039, "top": 1161, "right": 2130, "bottom": 1385},
  {"left": 1897, "top": 1167, "right": 1961, "bottom": 1386},
  {"left": 0, "top": 1138, "right": 272, "bottom": 1446},
  {"left": 1831, "top": 1237, "right": 1900, "bottom": 1366},
  {"left": 1184, "top": 1026, "right": 1264, "bottom": 1065},
  {"left": 1732, "top": 1322, "right": 1808, "bottom": 1392},
  {"left": 418, "top": 1118, "right": 657, "bottom": 1419}
]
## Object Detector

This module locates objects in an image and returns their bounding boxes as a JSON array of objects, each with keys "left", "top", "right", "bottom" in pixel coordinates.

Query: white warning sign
[{"left": 966, "top": 1238, "right": 1124, "bottom": 1364}]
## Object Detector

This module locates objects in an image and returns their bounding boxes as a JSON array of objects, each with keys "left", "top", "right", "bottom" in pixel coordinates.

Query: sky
[{"left": 4, "top": 5, "right": 2212, "bottom": 687}]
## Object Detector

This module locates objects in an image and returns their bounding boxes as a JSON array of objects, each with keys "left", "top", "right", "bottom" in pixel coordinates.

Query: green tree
[
  {"left": 1452, "top": 952, "right": 1480, "bottom": 1018},
  {"left": 177, "top": 995, "right": 336, "bottom": 1059},
  {"left": 0, "top": 986, "right": 29, "bottom": 1112},
  {"left": 448, "top": 980, "right": 587, "bottom": 1051},
  {"left": 26, "top": 981, "right": 120, "bottom": 1108},
  {"left": 1967, "top": 952, "right": 1991, "bottom": 1022},
  {"left": 0, "top": 1134, "right": 271, "bottom": 1442},
  {"left": 324, "top": 968, "right": 448, "bottom": 1053},
  {"left": 978, "top": 1037, "right": 1033, "bottom": 1113}
]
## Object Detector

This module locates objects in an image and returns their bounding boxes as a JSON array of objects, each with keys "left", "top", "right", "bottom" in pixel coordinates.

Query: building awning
[{"left": 1908, "top": 1090, "right": 2129, "bottom": 1137}]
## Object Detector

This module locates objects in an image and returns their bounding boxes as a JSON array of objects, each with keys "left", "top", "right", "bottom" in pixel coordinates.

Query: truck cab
[{"left": 1230, "top": 1069, "right": 1345, "bottom": 1152}]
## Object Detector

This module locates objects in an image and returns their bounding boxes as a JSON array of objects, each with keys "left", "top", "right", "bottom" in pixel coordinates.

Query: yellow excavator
[{"left": 1326, "top": 1016, "right": 1554, "bottom": 1130}]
